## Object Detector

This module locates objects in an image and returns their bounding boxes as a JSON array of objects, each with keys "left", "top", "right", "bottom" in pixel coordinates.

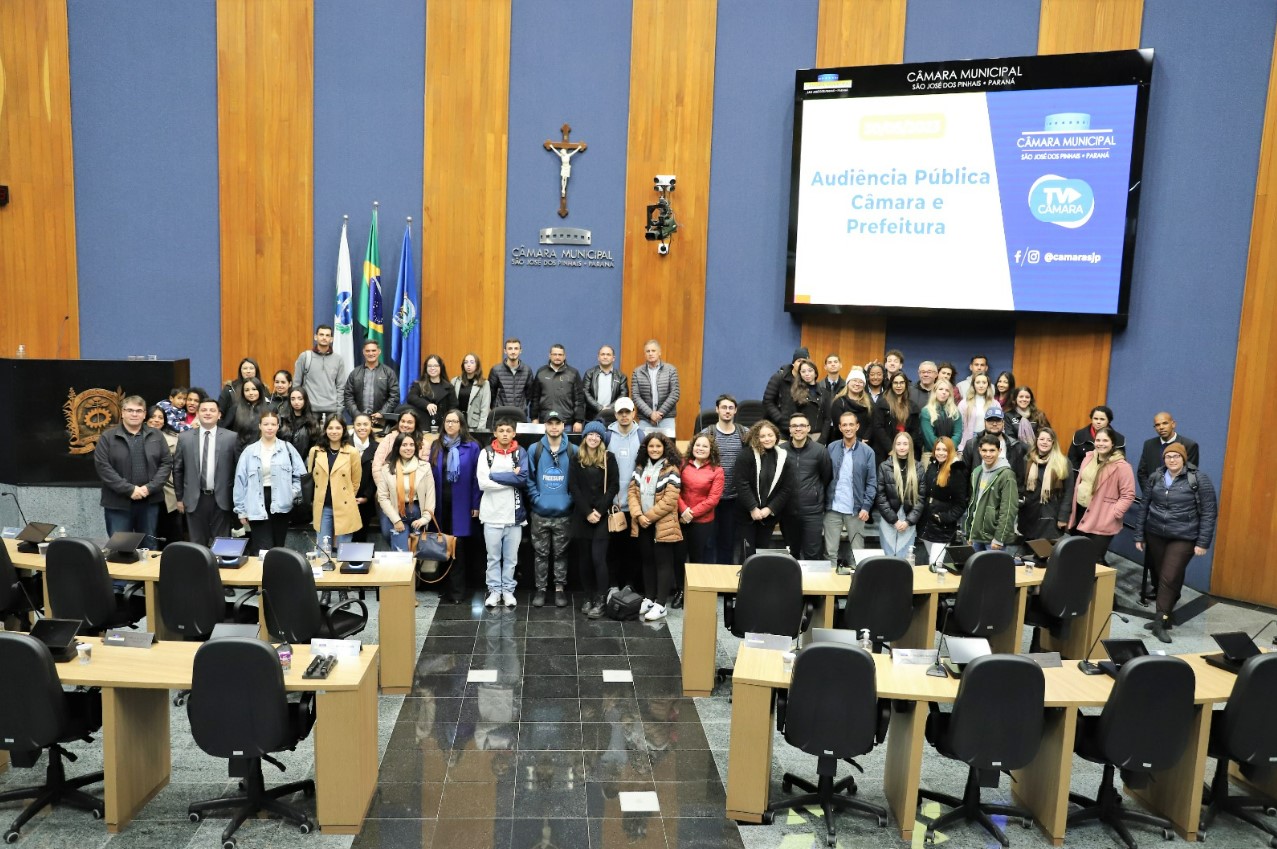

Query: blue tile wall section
[
  {"left": 885, "top": 0, "right": 1041, "bottom": 383},
  {"left": 67, "top": 1, "right": 221, "bottom": 390},
  {"left": 502, "top": 1, "right": 632, "bottom": 379},
  {"left": 313, "top": 0, "right": 425, "bottom": 365},
  {"left": 702, "top": 0, "right": 819, "bottom": 409},
  {"left": 1106, "top": 0, "right": 1277, "bottom": 588}
]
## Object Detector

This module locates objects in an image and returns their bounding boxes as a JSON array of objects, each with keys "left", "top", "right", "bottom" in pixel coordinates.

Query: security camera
[
  {"left": 653, "top": 175, "right": 676, "bottom": 193},
  {"left": 657, "top": 243, "right": 670, "bottom": 256}
]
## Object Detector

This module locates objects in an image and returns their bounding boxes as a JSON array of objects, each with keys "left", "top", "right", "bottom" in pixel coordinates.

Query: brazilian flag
[{"left": 358, "top": 205, "right": 384, "bottom": 348}]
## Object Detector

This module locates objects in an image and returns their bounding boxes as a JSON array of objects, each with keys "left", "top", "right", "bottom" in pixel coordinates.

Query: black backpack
[{"left": 605, "top": 589, "right": 645, "bottom": 621}]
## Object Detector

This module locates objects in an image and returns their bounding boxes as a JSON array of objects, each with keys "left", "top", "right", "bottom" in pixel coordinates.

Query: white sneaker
[
  {"left": 644, "top": 604, "right": 667, "bottom": 621},
  {"left": 502, "top": 592, "right": 517, "bottom": 608},
  {"left": 639, "top": 598, "right": 655, "bottom": 615},
  {"left": 485, "top": 591, "right": 500, "bottom": 608}
]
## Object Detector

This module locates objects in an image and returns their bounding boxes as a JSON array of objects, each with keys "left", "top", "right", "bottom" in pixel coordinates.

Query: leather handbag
[
  {"left": 603, "top": 460, "right": 628, "bottom": 532},
  {"left": 415, "top": 514, "right": 456, "bottom": 564}
]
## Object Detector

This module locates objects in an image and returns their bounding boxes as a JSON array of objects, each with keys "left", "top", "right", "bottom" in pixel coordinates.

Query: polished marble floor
[{"left": 4, "top": 553, "right": 1277, "bottom": 848}]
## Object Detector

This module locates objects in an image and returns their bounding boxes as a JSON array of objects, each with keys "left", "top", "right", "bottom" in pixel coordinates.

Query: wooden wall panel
[
  {"left": 798, "top": 0, "right": 907, "bottom": 371},
  {"left": 620, "top": 0, "right": 717, "bottom": 439},
  {"left": 216, "top": 0, "right": 313, "bottom": 381},
  {"left": 421, "top": 0, "right": 511, "bottom": 377},
  {"left": 1213, "top": 27, "right": 1277, "bottom": 606},
  {"left": 0, "top": 0, "right": 80, "bottom": 359},
  {"left": 1014, "top": 0, "right": 1143, "bottom": 425}
]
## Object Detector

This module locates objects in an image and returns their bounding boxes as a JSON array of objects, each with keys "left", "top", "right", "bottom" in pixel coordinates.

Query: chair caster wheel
[
  {"left": 189, "top": 812, "right": 203, "bottom": 822},
  {"left": 1163, "top": 827, "right": 1174, "bottom": 840},
  {"left": 222, "top": 840, "right": 237, "bottom": 849},
  {"left": 761, "top": 812, "right": 774, "bottom": 825},
  {"left": 826, "top": 835, "right": 836, "bottom": 847},
  {"left": 1268, "top": 837, "right": 1277, "bottom": 849},
  {"left": 877, "top": 816, "right": 887, "bottom": 827},
  {"left": 92, "top": 808, "right": 103, "bottom": 819},
  {"left": 1022, "top": 818, "right": 1033, "bottom": 828},
  {"left": 1266, "top": 807, "right": 1277, "bottom": 817},
  {"left": 925, "top": 830, "right": 937, "bottom": 844},
  {"left": 298, "top": 820, "right": 312, "bottom": 834},
  {"left": 4, "top": 830, "right": 19, "bottom": 844}
]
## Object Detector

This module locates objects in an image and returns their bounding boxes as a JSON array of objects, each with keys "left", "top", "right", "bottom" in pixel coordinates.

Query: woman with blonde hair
[
  {"left": 919, "top": 379, "right": 962, "bottom": 455},
  {"left": 1019, "top": 427, "right": 1072, "bottom": 541},
  {"left": 918, "top": 436, "right": 969, "bottom": 557},
  {"left": 957, "top": 372, "right": 998, "bottom": 450},
  {"left": 1068, "top": 426, "right": 1135, "bottom": 554},
  {"left": 874, "top": 431, "right": 926, "bottom": 558},
  {"left": 569, "top": 421, "right": 619, "bottom": 618},
  {"left": 734, "top": 420, "right": 795, "bottom": 558}
]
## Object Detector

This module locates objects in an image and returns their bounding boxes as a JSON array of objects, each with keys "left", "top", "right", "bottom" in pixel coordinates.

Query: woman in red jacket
[
  {"left": 676, "top": 434, "right": 725, "bottom": 605},
  {"left": 1068, "top": 426, "right": 1136, "bottom": 554}
]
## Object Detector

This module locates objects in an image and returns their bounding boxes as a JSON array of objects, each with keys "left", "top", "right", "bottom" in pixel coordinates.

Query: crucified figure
[{"left": 544, "top": 123, "right": 587, "bottom": 218}]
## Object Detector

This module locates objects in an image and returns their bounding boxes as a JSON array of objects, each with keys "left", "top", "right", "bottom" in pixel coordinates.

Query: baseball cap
[{"left": 613, "top": 398, "right": 635, "bottom": 412}]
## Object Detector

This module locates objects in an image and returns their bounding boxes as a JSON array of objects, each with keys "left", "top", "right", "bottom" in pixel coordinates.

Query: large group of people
[{"left": 92, "top": 334, "right": 1218, "bottom": 641}]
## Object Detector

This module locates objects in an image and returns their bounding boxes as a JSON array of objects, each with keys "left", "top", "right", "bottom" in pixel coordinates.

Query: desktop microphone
[
  {"left": 1077, "top": 611, "right": 1131, "bottom": 675},
  {"left": 1246, "top": 619, "right": 1277, "bottom": 646},
  {"left": 0, "top": 491, "right": 29, "bottom": 527},
  {"left": 927, "top": 602, "right": 953, "bottom": 678},
  {"left": 928, "top": 542, "right": 947, "bottom": 574},
  {"left": 307, "top": 530, "right": 337, "bottom": 571}
]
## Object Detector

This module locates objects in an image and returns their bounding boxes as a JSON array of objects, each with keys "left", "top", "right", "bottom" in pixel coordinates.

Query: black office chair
[
  {"left": 1025, "top": 536, "right": 1096, "bottom": 651},
  {"left": 261, "top": 547, "right": 367, "bottom": 642},
  {"left": 840, "top": 555, "right": 914, "bottom": 650},
  {"left": 940, "top": 549, "right": 1016, "bottom": 640},
  {"left": 718, "top": 553, "right": 811, "bottom": 684},
  {"left": 0, "top": 540, "right": 39, "bottom": 631},
  {"left": 490, "top": 404, "right": 529, "bottom": 425},
  {"left": 694, "top": 408, "right": 717, "bottom": 433},
  {"left": 766, "top": 643, "right": 887, "bottom": 846},
  {"left": 1069, "top": 654, "right": 1196, "bottom": 848},
  {"left": 735, "top": 400, "right": 767, "bottom": 429},
  {"left": 186, "top": 638, "right": 316, "bottom": 848},
  {"left": 1200, "top": 653, "right": 1277, "bottom": 845},
  {"left": 158, "top": 542, "right": 261, "bottom": 706},
  {"left": 918, "top": 653, "right": 1045, "bottom": 846},
  {"left": 44, "top": 537, "right": 146, "bottom": 635},
  {"left": 0, "top": 632, "right": 105, "bottom": 842}
]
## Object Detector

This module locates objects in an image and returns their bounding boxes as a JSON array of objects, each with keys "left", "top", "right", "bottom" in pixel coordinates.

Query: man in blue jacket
[
  {"left": 823, "top": 410, "right": 877, "bottom": 568},
  {"left": 527, "top": 411, "right": 576, "bottom": 607}
]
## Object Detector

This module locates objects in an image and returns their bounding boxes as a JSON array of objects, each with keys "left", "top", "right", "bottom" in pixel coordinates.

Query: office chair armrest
[
  {"left": 774, "top": 688, "right": 788, "bottom": 732},
  {"left": 324, "top": 597, "right": 369, "bottom": 633},
  {"left": 230, "top": 587, "right": 260, "bottom": 616},
  {"left": 799, "top": 600, "right": 814, "bottom": 633},
  {"left": 121, "top": 581, "right": 146, "bottom": 603},
  {"left": 723, "top": 594, "right": 736, "bottom": 634}
]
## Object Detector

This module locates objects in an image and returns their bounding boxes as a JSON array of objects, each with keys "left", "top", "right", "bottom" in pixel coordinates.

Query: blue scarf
[{"left": 443, "top": 434, "right": 461, "bottom": 483}]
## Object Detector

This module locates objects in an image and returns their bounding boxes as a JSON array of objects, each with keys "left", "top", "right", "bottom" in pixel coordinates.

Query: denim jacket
[{"left": 233, "top": 439, "right": 304, "bottom": 520}]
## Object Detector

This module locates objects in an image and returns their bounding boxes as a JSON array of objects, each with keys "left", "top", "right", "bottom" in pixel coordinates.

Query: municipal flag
[{"left": 390, "top": 221, "right": 419, "bottom": 401}]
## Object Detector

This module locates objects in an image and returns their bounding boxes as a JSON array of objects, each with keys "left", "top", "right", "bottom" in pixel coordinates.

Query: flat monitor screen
[
  {"left": 16, "top": 522, "right": 57, "bottom": 543},
  {"left": 787, "top": 49, "right": 1153, "bottom": 322},
  {"left": 336, "top": 542, "right": 375, "bottom": 563},
  {"left": 210, "top": 537, "right": 248, "bottom": 559}
]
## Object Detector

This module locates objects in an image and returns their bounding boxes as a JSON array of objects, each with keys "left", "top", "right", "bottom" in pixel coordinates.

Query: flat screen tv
[{"left": 786, "top": 49, "right": 1153, "bottom": 324}]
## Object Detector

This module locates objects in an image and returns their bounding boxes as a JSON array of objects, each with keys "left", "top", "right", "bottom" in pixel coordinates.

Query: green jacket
[{"left": 963, "top": 459, "right": 1018, "bottom": 545}]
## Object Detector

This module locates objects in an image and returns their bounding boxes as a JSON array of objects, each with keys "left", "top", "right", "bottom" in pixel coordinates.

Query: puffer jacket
[
  {"left": 919, "top": 461, "right": 969, "bottom": 543},
  {"left": 1132, "top": 467, "right": 1218, "bottom": 548},
  {"left": 628, "top": 460, "right": 682, "bottom": 543},
  {"left": 874, "top": 457, "right": 926, "bottom": 525}
]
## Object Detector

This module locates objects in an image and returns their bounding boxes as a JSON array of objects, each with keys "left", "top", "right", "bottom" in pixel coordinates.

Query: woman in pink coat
[{"left": 1068, "top": 426, "right": 1135, "bottom": 554}]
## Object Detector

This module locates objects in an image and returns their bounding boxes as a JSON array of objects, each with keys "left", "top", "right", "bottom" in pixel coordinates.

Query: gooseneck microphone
[
  {"left": 1077, "top": 611, "right": 1131, "bottom": 675},
  {"left": 927, "top": 601, "right": 953, "bottom": 678},
  {"left": 0, "top": 491, "right": 29, "bottom": 527}
]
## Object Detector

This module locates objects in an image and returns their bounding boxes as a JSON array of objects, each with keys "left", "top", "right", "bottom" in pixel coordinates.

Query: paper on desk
[
  {"left": 891, "top": 648, "right": 939, "bottom": 665},
  {"left": 310, "top": 637, "right": 362, "bottom": 657},
  {"left": 744, "top": 632, "right": 794, "bottom": 652},
  {"left": 797, "top": 559, "right": 832, "bottom": 573},
  {"left": 377, "top": 551, "right": 413, "bottom": 565},
  {"left": 1023, "top": 652, "right": 1063, "bottom": 668}
]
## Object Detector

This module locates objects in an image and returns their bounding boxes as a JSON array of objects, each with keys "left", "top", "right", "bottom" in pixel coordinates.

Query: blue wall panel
[
  {"left": 702, "top": 0, "right": 819, "bottom": 409},
  {"left": 503, "top": 1, "right": 632, "bottom": 380},
  {"left": 886, "top": 0, "right": 1040, "bottom": 389},
  {"left": 1107, "top": 0, "right": 1277, "bottom": 587},
  {"left": 68, "top": 0, "right": 221, "bottom": 391},
  {"left": 313, "top": 0, "right": 425, "bottom": 368}
]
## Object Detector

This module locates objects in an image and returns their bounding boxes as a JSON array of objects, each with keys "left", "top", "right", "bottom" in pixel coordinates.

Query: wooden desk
[
  {"left": 727, "top": 644, "right": 1232, "bottom": 844},
  {"left": 7, "top": 539, "right": 416, "bottom": 694},
  {"left": 682, "top": 561, "right": 1117, "bottom": 698},
  {"left": 53, "top": 637, "right": 378, "bottom": 835}
]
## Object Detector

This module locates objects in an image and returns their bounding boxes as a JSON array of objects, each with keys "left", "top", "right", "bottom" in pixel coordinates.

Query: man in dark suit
[
  {"left": 174, "top": 397, "right": 239, "bottom": 545},
  {"left": 1137, "top": 411, "right": 1200, "bottom": 492}
]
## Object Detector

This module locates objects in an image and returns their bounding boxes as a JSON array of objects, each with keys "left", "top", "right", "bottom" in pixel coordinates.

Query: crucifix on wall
[{"left": 544, "top": 123, "right": 587, "bottom": 218}]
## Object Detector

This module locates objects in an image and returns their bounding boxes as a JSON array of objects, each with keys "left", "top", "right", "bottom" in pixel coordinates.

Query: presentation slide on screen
[{"left": 792, "top": 85, "right": 1138, "bottom": 314}]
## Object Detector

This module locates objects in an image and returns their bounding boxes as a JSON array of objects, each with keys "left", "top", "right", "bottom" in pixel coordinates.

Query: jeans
[
  {"left": 823, "top": 511, "right": 865, "bottom": 567},
  {"left": 643, "top": 417, "right": 676, "bottom": 437},
  {"left": 380, "top": 503, "right": 423, "bottom": 553},
  {"left": 876, "top": 516, "right": 917, "bottom": 560},
  {"left": 103, "top": 503, "right": 160, "bottom": 542},
  {"left": 782, "top": 510, "right": 826, "bottom": 560},
  {"left": 484, "top": 523, "right": 521, "bottom": 593},
  {"left": 318, "top": 506, "right": 353, "bottom": 550}
]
